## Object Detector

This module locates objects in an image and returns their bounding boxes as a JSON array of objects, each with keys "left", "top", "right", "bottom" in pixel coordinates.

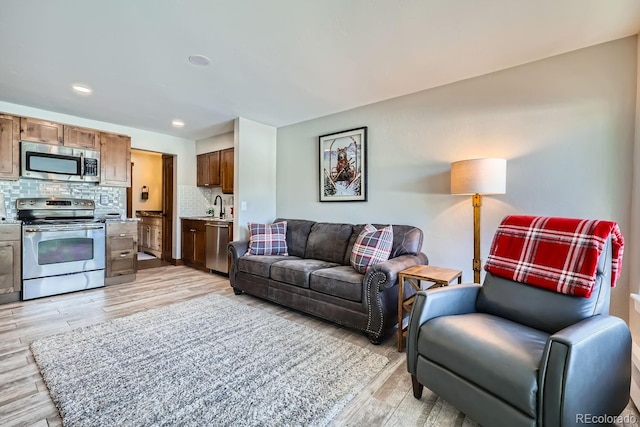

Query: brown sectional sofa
[{"left": 227, "top": 218, "right": 428, "bottom": 343}]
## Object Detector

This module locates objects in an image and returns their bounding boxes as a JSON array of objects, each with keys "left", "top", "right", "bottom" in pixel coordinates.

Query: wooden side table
[{"left": 397, "top": 265, "right": 462, "bottom": 352}]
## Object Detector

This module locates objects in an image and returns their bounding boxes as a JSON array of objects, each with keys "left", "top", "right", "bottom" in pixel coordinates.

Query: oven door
[{"left": 22, "top": 223, "right": 106, "bottom": 280}]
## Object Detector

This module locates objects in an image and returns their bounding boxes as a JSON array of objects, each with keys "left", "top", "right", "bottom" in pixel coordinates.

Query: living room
[{"left": 1, "top": 1, "right": 640, "bottom": 426}]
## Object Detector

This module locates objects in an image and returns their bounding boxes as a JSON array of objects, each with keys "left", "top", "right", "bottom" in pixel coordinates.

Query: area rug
[{"left": 30, "top": 294, "right": 389, "bottom": 427}]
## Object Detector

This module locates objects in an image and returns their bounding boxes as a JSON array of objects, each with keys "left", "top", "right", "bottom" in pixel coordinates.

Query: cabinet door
[
  {"left": 194, "top": 228, "right": 207, "bottom": 266},
  {"left": 152, "top": 224, "right": 163, "bottom": 251},
  {"left": 208, "top": 151, "right": 221, "bottom": 186},
  {"left": 64, "top": 126, "right": 100, "bottom": 149},
  {"left": 100, "top": 132, "right": 131, "bottom": 187},
  {"left": 221, "top": 148, "right": 234, "bottom": 194},
  {"left": 20, "top": 117, "right": 63, "bottom": 145},
  {"left": 0, "top": 114, "right": 19, "bottom": 180},
  {"left": 0, "top": 241, "right": 19, "bottom": 293},
  {"left": 181, "top": 220, "right": 195, "bottom": 263},
  {"left": 196, "top": 154, "right": 210, "bottom": 186}
]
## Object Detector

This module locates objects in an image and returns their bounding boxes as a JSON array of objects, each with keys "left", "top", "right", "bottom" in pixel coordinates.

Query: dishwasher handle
[{"left": 205, "top": 223, "right": 229, "bottom": 228}]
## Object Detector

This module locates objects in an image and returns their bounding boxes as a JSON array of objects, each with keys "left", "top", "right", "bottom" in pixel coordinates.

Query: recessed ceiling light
[
  {"left": 188, "top": 55, "right": 212, "bottom": 66},
  {"left": 171, "top": 119, "right": 185, "bottom": 128},
  {"left": 71, "top": 84, "right": 93, "bottom": 95}
]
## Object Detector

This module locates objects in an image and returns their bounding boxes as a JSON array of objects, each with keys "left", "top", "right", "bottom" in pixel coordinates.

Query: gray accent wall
[{"left": 275, "top": 37, "right": 637, "bottom": 320}]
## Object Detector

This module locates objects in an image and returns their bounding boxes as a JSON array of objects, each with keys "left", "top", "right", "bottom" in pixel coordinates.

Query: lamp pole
[{"left": 472, "top": 193, "right": 482, "bottom": 283}]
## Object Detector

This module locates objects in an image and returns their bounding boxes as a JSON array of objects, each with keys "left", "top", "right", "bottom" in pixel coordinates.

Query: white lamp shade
[{"left": 451, "top": 158, "right": 506, "bottom": 195}]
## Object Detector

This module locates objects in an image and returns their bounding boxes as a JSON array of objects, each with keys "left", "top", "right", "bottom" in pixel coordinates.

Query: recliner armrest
[
  {"left": 406, "top": 284, "right": 480, "bottom": 374},
  {"left": 539, "top": 315, "right": 631, "bottom": 426}
]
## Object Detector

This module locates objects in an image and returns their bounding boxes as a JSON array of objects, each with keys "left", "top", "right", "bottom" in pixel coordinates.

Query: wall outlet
[
  {"left": 100, "top": 194, "right": 109, "bottom": 205},
  {"left": 241, "top": 201, "right": 247, "bottom": 211}
]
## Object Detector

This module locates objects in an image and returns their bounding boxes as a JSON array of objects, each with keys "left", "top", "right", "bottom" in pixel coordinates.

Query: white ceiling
[{"left": 1, "top": 0, "right": 639, "bottom": 141}]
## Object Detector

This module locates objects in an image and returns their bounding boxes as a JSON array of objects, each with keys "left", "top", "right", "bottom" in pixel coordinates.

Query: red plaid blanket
[{"left": 484, "top": 216, "right": 624, "bottom": 298}]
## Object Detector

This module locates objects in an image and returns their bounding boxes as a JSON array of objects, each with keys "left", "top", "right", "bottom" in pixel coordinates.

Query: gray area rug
[{"left": 31, "top": 294, "right": 389, "bottom": 427}]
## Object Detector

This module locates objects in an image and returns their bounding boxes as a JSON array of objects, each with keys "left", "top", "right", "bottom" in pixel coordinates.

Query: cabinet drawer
[
  {"left": 0, "top": 225, "right": 20, "bottom": 240},
  {"left": 107, "top": 222, "right": 138, "bottom": 236},
  {"left": 109, "top": 257, "right": 136, "bottom": 276},
  {"left": 109, "top": 236, "right": 136, "bottom": 253}
]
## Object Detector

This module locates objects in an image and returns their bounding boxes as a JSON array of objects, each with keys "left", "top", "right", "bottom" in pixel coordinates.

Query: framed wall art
[{"left": 318, "top": 127, "right": 367, "bottom": 202}]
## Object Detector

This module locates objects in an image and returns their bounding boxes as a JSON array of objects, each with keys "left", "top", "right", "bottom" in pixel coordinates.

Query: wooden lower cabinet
[
  {"left": 105, "top": 221, "right": 137, "bottom": 286},
  {"left": 138, "top": 216, "right": 162, "bottom": 258},
  {"left": 181, "top": 219, "right": 207, "bottom": 270},
  {"left": 0, "top": 224, "right": 21, "bottom": 303}
]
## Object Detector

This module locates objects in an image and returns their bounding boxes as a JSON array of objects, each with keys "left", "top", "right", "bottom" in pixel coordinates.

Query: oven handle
[{"left": 24, "top": 225, "right": 105, "bottom": 233}]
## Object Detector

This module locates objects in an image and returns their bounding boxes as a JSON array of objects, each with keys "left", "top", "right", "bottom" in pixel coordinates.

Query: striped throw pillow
[
  {"left": 350, "top": 224, "right": 393, "bottom": 274},
  {"left": 246, "top": 221, "right": 288, "bottom": 256}
]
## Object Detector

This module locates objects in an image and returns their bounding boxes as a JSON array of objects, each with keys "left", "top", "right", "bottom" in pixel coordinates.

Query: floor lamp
[{"left": 451, "top": 158, "right": 506, "bottom": 283}]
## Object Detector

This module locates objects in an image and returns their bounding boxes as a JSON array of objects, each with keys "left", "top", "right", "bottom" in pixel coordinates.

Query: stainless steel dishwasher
[{"left": 205, "top": 221, "right": 230, "bottom": 273}]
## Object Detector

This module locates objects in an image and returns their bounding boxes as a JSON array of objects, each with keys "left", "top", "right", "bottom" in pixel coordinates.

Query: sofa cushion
[
  {"left": 238, "top": 255, "right": 300, "bottom": 278},
  {"left": 271, "top": 259, "right": 339, "bottom": 288},
  {"left": 310, "top": 266, "right": 364, "bottom": 302},
  {"left": 246, "top": 221, "right": 288, "bottom": 256},
  {"left": 304, "top": 223, "right": 353, "bottom": 264},
  {"left": 419, "top": 312, "right": 548, "bottom": 418},
  {"left": 275, "top": 218, "right": 316, "bottom": 258},
  {"left": 350, "top": 224, "right": 393, "bottom": 273}
]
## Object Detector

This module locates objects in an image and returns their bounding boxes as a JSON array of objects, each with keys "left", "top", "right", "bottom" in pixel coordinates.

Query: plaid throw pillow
[
  {"left": 350, "top": 224, "right": 393, "bottom": 274},
  {"left": 246, "top": 221, "right": 288, "bottom": 256}
]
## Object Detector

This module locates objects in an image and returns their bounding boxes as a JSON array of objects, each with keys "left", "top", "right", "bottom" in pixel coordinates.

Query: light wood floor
[{"left": 0, "top": 265, "right": 637, "bottom": 426}]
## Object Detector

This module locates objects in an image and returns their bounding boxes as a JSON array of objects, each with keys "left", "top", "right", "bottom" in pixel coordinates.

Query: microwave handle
[{"left": 80, "top": 152, "right": 85, "bottom": 177}]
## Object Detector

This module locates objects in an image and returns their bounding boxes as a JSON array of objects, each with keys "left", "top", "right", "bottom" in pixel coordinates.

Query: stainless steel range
[{"left": 18, "top": 197, "right": 105, "bottom": 300}]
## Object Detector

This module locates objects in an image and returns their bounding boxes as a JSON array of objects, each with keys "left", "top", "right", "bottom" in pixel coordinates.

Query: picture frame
[{"left": 318, "top": 127, "right": 367, "bottom": 202}]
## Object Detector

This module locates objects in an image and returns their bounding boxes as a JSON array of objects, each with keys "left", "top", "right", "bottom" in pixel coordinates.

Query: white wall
[
  {"left": 276, "top": 37, "right": 637, "bottom": 320},
  {"left": 234, "top": 117, "right": 277, "bottom": 240},
  {"left": 196, "top": 132, "right": 234, "bottom": 154},
  {"left": 0, "top": 100, "right": 196, "bottom": 259}
]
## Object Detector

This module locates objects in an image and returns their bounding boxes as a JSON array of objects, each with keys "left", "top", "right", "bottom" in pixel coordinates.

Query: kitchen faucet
[{"left": 214, "top": 195, "right": 224, "bottom": 218}]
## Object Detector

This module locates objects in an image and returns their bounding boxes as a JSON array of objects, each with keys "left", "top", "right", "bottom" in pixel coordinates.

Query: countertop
[
  {"left": 181, "top": 216, "right": 234, "bottom": 223},
  {"left": 136, "top": 211, "right": 163, "bottom": 218},
  {"left": 105, "top": 217, "right": 140, "bottom": 223},
  {"left": 0, "top": 219, "right": 21, "bottom": 225}
]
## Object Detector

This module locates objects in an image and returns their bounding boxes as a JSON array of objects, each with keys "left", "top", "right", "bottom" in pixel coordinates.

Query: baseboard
[
  {"left": 0, "top": 291, "right": 20, "bottom": 305},
  {"left": 105, "top": 274, "right": 136, "bottom": 286}
]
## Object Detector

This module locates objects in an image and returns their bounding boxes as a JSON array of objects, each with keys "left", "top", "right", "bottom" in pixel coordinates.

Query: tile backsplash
[
  {"left": 0, "top": 178, "right": 126, "bottom": 219},
  {"left": 178, "top": 185, "right": 233, "bottom": 217}
]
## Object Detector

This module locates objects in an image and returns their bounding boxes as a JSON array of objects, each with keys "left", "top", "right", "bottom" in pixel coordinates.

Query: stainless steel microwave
[{"left": 21, "top": 141, "right": 100, "bottom": 183}]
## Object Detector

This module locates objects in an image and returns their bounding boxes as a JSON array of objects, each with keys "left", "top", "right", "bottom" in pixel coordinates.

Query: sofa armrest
[
  {"left": 363, "top": 253, "right": 428, "bottom": 342},
  {"left": 365, "top": 252, "right": 429, "bottom": 292},
  {"left": 227, "top": 240, "right": 249, "bottom": 287},
  {"left": 539, "top": 315, "right": 631, "bottom": 426},
  {"left": 406, "top": 284, "right": 481, "bottom": 374}
]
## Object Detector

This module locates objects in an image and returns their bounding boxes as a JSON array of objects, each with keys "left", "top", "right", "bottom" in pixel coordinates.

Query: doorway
[{"left": 128, "top": 149, "right": 175, "bottom": 270}]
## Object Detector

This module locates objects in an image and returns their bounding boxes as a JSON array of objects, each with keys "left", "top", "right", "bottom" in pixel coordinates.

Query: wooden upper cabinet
[
  {"left": 100, "top": 132, "right": 131, "bottom": 187},
  {"left": 196, "top": 154, "right": 210, "bottom": 186},
  {"left": 209, "top": 151, "right": 221, "bottom": 186},
  {"left": 221, "top": 148, "right": 234, "bottom": 194},
  {"left": 0, "top": 114, "right": 20, "bottom": 180},
  {"left": 196, "top": 151, "right": 221, "bottom": 187},
  {"left": 63, "top": 126, "right": 100, "bottom": 150},
  {"left": 20, "top": 117, "right": 63, "bottom": 145}
]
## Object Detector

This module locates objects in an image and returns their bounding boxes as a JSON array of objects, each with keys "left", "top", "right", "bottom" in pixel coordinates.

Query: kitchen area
[{"left": 0, "top": 111, "right": 235, "bottom": 305}]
